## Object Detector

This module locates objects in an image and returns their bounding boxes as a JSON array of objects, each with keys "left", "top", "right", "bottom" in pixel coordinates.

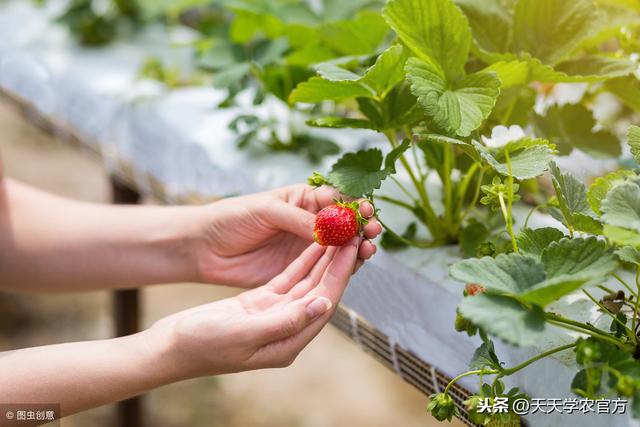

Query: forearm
[
  {"left": 0, "top": 330, "right": 181, "bottom": 416},
  {"left": 0, "top": 179, "right": 205, "bottom": 292}
]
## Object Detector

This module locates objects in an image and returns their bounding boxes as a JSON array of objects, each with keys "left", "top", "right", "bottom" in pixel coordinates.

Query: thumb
[
  {"left": 269, "top": 202, "right": 316, "bottom": 240},
  {"left": 251, "top": 296, "right": 332, "bottom": 344}
]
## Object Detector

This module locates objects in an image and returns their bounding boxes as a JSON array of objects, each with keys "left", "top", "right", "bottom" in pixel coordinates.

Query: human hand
[
  {"left": 192, "top": 184, "right": 382, "bottom": 288},
  {"left": 149, "top": 240, "right": 359, "bottom": 378}
]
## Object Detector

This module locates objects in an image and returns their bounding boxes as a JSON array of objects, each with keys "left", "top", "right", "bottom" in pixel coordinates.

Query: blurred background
[{"left": 0, "top": 98, "right": 461, "bottom": 427}]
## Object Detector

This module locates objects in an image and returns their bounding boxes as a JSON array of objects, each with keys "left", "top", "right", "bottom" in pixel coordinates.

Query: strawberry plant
[
  {"left": 297, "top": 0, "right": 640, "bottom": 247},
  {"left": 433, "top": 126, "right": 640, "bottom": 423}
]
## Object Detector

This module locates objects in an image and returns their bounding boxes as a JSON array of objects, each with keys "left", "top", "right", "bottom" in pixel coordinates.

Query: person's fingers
[
  {"left": 358, "top": 200, "right": 374, "bottom": 218},
  {"left": 266, "top": 243, "right": 326, "bottom": 294},
  {"left": 310, "top": 185, "right": 343, "bottom": 208},
  {"left": 357, "top": 239, "right": 376, "bottom": 260},
  {"left": 285, "top": 246, "right": 338, "bottom": 300},
  {"left": 363, "top": 219, "right": 382, "bottom": 239},
  {"left": 251, "top": 238, "right": 360, "bottom": 368},
  {"left": 250, "top": 313, "right": 329, "bottom": 369},
  {"left": 250, "top": 295, "right": 332, "bottom": 345},
  {"left": 268, "top": 202, "right": 316, "bottom": 241},
  {"left": 354, "top": 259, "right": 364, "bottom": 273},
  {"left": 309, "top": 236, "right": 360, "bottom": 304}
]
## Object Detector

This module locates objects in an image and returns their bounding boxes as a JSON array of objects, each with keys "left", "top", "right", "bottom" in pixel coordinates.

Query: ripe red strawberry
[
  {"left": 313, "top": 201, "right": 367, "bottom": 246},
  {"left": 465, "top": 283, "right": 486, "bottom": 296}
]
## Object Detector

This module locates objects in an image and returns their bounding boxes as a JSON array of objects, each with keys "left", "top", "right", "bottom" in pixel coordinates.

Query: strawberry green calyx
[
  {"left": 307, "top": 171, "right": 329, "bottom": 188},
  {"left": 337, "top": 200, "right": 369, "bottom": 227},
  {"left": 427, "top": 392, "right": 458, "bottom": 422}
]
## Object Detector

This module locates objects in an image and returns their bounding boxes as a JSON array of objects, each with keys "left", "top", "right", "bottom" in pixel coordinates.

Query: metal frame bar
[{"left": 110, "top": 177, "right": 143, "bottom": 427}]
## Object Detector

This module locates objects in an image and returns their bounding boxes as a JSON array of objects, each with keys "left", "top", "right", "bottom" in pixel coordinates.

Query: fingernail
[{"left": 306, "top": 297, "right": 332, "bottom": 317}]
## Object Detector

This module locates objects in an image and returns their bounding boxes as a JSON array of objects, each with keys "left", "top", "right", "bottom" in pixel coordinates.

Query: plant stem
[
  {"left": 410, "top": 141, "right": 426, "bottom": 181},
  {"left": 597, "top": 284, "right": 615, "bottom": 294},
  {"left": 523, "top": 205, "right": 544, "bottom": 228},
  {"left": 499, "top": 192, "right": 518, "bottom": 252},
  {"left": 504, "top": 150, "right": 518, "bottom": 252},
  {"left": 443, "top": 144, "right": 454, "bottom": 225},
  {"left": 582, "top": 289, "right": 635, "bottom": 343},
  {"left": 502, "top": 343, "right": 577, "bottom": 375},
  {"left": 375, "top": 194, "right": 415, "bottom": 211},
  {"left": 454, "top": 162, "right": 479, "bottom": 214},
  {"left": 443, "top": 369, "right": 498, "bottom": 394},
  {"left": 633, "top": 267, "right": 640, "bottom": 334},
  {"left": 547, "top": 320, "right": 627, "bottom": 348},
  {"left": 384, "top": 130, "right": 439, "bottom": 236},
  {"left": 389, "top": 175, "right": 418, "bottom": 202},
  {"left": 546, "top": 314, "right": 630, "bottom": 349},
  {"left": 546, "top": 312, "right": 607, "bottom": 335},
  {"left": 612, "top": 273, "right": 638, "bottom": 298},
  {"left": 459, "top": 169, "right": 485, "bottom": 223}
]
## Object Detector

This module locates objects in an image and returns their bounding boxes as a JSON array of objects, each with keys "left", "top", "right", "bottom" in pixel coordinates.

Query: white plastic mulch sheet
[{"left": 0, "top": 2, "right": 634, "bottom": 426}]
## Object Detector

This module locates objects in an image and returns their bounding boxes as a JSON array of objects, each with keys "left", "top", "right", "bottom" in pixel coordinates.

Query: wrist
[
  {"left": 135, "top": 326, "right": 193, "bottom": 384},
  {"left": 143, "top": 205, "right": 209, "bottom": 285}
]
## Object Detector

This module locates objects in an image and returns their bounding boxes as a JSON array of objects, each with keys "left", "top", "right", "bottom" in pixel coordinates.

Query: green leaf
[
  {"left": 604, "top": 225, "right": 640, "bottom": 247},
  {"left": 549, "top": 161, "right": 592, "bottom": 228},
  {"left": 541, "top": 237, "right": 618, "bottom": 280},
  {"left": 552, "top": 55, "right": 636, "bottom": 81},
  {"left": 290, "top": 45, "right": 407, "bottom": 103},
  {"left": 605, "top": 76, "right": 640, "bottom": 112},
  {"left": 532, "top": 105, "right": 621, "bottom": 158},
  {"left": 469, "top": 341, "right": 502, "bottom": 371},
  {"left": 491, "top": 86, "right": 536, "bottom": 127},
  {"left": 521, "top": 275, "right": 592, "bottom": 307},
  {"left": 628, "top": 125, "right": 640, "bottom": 163},
  {"left": 384, "top": 82, "right": 423, "bottom": 129},
  {"left": 460, "top": 220, "right": 491, "bottom": 257},
  {"left": 587, "top": 169, "right": 637, "bottom": 216},
  {"left": 516, "top": 227, "right": 565, "bottom": 257},
  {"left": 315, "top": 63, "right": 362, "bottom": 81},
  {"left": 473, "top": 139, "right": 553, "bottom": 180},
  {"left": 319, "top": 10, "right": 388, "bottom": 56},
  {"left": 450, "top": 253, "right": 546, "bottom": 295},
  {"left": 326, "top": 149, "right": 388, "bottom": 197},
  {"left": 406, "top": 58, "right": 500, "bottom": 137},
  {"left": 572, "top": 213, "right": 603, "bottom": 235},
  {"left": 616, "top": 246, "right": 640, "bottom": 266},
  {"left": 289, "top": 77, "right": 373, "bottom": 103},
  {"left": 455, "top": 0, "right": 516, "bottom": 55},
  {"left": 572, "top": 368, "right": 602, "bottom": 397},
  {"left": 384, "top": 139, "right": 412, "bottom": 174},
  {"left": 601, "top": 182, "right": 640, "bottom": 233},
  {"left": 484, "top": 60, "right": 529, "bottom": 89},
  {"left": 380, "top": 222, "right": 417, "bottom": 250},
  {"left": 306, "top": 117, "right": 377, "bottom": 130},
  {"left": 212, "top": 62, "right": 251, "bottom": 88},
  {"left": 383, "top": 0, "right": 472, "bottom": 81},
  {"left": 458, "top": 294, "right": 547, "bottom": 346},
  {"left": 512, "top": 0, "right": 602, "bottom": 65},
  {"left": 526, "top": 55, "right": 636, "bottom": 84},
  {"left": 360, "top": 45, "right": 408, "bottom": 98},
  {"left": 415, "top": 132, "right": 480, "bottom": 162}
]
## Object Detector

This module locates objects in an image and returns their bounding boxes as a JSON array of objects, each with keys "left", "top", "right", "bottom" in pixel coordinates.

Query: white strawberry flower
[{"left": 481, "top": 125, "right": 526, "bottom": 149}]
